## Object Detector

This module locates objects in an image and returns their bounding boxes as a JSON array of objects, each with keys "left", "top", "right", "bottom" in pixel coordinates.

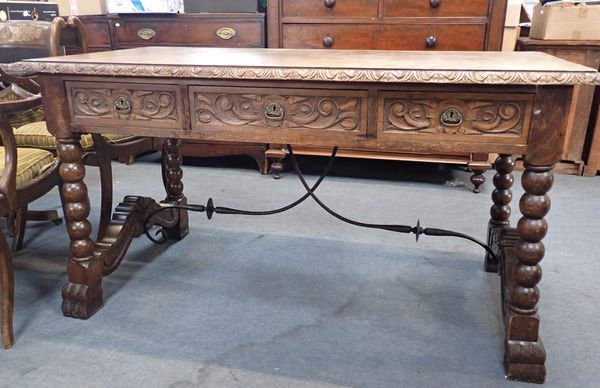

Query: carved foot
[
  {"left": 470, "top": 169, "right": 486, "bottom": 193},
  {"left": 61, "top": 281, "right": 103, "bottom": 319},
  {"left": 505, "top": 325, "right": 546, "bottom": 383}
]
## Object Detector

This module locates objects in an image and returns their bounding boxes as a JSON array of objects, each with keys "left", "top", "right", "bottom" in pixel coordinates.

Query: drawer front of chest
[
  {"left": 379, "top": 24, "right": 486, "bottom": 50},
  {"left": 282, "top": 0, "right": 378, "bottom": 18},
  {"left": 377, "top": 92, "right": 534, "bottom": 145},
  {"left": 66, "top": 82, "right": 184, "bottom": 129},
  {"left": 383, "top": 0, "right": 490, "bottom": 17},
  {"left": 190, "top": 86, "right": 368, "bottom": 139},
  {"left": 282, "top": 23, "right": 485, "bottom": 50},
  {"left": 112, "top": 20, "right": 264, "bottom": 48},
  {"left": 282, "top": 24, "right": 377, "bottom": 49}
]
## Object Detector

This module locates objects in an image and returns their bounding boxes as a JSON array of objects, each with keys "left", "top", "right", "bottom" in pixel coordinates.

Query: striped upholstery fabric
[
  {"left": 0, "top": 147, "right": 55, "bottom": 189},
  {"left": 7, "top": 107, "right": 45, "bottom": 129},
  {"left": 14, "top": 121, "right": 138, "bottom": 150}
]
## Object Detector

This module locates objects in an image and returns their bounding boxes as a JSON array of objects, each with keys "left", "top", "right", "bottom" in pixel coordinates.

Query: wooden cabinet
[
  {"left": 66, "top": 13, "right": 268, "bottom": 173},
  {"left": 516, "top": 38, "right": 600, "bottom": 175},
  {"left": 269, "top": 0, "right": 506, "bottom": 50},
  {"left": 267, "top": 0, "right": 508, "bottom": 191}
]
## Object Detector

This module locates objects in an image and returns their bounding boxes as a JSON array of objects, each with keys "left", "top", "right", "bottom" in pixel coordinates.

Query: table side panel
[
  {"left": 377, "top": 91, "right": 534, "bottom": 145},
  {"left": 189, "top": 86, "right": 369, "bottom": 139},
  {"left": 66, "top": 81, "right": 185, "bottom": 130},
  {"left": 53, "top": 75, "right": 561, "bottom": 155}
]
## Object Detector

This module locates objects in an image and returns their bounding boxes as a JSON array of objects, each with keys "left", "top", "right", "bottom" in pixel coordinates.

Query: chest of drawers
[
  {"left": 64, "top": 13, "right": 268, "bottom": 173},
  {"left": 267, "top": 0, "right": 508, "bottom": 189},
  {"left": 268, "top": 0, "right": 507, "bottom": 51}
]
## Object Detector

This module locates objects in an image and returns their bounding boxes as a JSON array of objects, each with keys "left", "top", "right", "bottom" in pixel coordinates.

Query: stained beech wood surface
[{"left": 10, "top": 47, "right": 598, "bottom": 85}]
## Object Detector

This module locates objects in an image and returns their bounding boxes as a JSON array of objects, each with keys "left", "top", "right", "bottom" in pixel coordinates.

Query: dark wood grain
[
  {"left": 383, "top": 0, "right": 490, "bottom": 17},
  {"left": 282, "top": 0, "right": 378, "bottom": 18},
  {"left": 24, "top": 47, "right": 597, "bottom": 382}
]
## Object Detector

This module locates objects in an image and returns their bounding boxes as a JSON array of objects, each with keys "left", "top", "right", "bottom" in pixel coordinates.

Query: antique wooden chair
[
  {"left": 3, "top": 17, "right": 154, "bottom": 246},
  {"left": 0, "top": 85, "right": 61, "bottom": 348}
]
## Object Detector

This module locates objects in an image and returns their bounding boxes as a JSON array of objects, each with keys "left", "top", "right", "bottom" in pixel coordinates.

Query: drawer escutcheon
[
  {"left": 113, "top": 96, "right": 132, "bottom": 115},
  {"left": 216, "top": 27, "right": 236, "bottom": 40},
  {"left": 440, "top": 107, "right": 463, "bottom": 127},
  {"left": 137, "top": 28, "right": 156, "bottom": 40}
]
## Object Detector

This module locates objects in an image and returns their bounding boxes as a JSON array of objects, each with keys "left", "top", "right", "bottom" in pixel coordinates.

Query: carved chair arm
[
  {"left": 0, "top": 88, "right": 43, "bottom": 211},
  {"left": 50, "top": 16, "right": 89, "bottom": 56}
]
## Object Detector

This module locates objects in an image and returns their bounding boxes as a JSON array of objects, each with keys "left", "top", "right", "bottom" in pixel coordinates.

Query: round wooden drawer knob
[
  {"left": 324, "top": 0, "right": 336, "bottom": 8},
  {"left": 426, "top": 36, "right": 437, "bottom": 49},
  {"left": 430, "top": 0, "right": 441, "bottom": 8},
  {"left": 323, "top": 36, "right": 334, "bottom": 48}
]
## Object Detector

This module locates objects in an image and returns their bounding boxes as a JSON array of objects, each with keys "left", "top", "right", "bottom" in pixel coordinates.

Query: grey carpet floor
[{"left": 0, "top": 154, "right": 598, "bottom": 388}]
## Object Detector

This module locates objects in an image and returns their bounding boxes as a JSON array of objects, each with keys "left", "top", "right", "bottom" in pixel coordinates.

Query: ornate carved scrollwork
[
  {"left": 6, "top": 61, "right": 597, "bottom": 85},
  {"left": 384, "top": 98, "right": 525, "bottom": 136},
  {"left": 71, "top": 88, "right": 178, "bottom": 121},
  {"left": 194, "top": 93, "right": 361, "bottom": 132}
]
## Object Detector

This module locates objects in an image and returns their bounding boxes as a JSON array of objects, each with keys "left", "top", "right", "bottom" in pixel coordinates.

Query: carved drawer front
[
  {"left": 383, "top": 0, "right": 490, "bottom": 17},
  {"left": 66, "top": 82, "right": 184, "bottom": 129},
  {"left": 190, "top": 86, "right": 368, "bottom": 138},
  {"left": 282, "top": 0, "right": 378, "bottom": 19},
  {"left": 377, "top": 92, "right": 534, "bottom": 145}
]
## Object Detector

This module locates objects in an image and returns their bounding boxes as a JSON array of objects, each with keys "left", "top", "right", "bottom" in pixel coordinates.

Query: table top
[{"left": 4, "top": 47, "right": 599, "bottom": 85}]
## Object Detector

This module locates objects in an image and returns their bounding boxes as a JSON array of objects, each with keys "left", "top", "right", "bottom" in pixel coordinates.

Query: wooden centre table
[{"left": 5, "top": 47, "right": 599, "bottom": 383}]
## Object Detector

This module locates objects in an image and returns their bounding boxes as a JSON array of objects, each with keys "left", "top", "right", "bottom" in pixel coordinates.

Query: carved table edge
[{"left": 2, "top": 62, "right": 599, "bottom": 86}]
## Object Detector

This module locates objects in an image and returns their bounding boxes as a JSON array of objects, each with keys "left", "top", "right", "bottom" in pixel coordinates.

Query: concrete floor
[{"left": 0, "top": 154, "right": 599, "bottom": 388}]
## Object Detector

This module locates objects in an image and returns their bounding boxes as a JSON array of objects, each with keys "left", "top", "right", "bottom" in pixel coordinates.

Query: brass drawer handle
[
  {"left": 265, "top": 102, "right": 284, "bottom": 120},
  {"left": 324, "top": 0, "right": 336, "bottom": 8},
  {"left": 430, "top": 0, "right": 441, "bottom": 8},
  {"left": 114, "top": 96, "right": 132, "bottom": 115},
  {"left": 323, "top": 36, "right": 334, "bottom": 48},
  {"left": 425, "top": 35, "right": 437, "bottom": 49},
  {"left": 216, "top": 27, "right": 236, "bottom": 40},
  {"left": 137, "top": 28, "right": 156, "bottom": 40},
  {"left": 440, "top": 107, "right": 463, "bottom": 127}
]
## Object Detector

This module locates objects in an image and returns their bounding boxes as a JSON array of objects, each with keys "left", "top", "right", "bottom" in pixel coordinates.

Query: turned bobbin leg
[
  {"left": 485, "top": 155, "right": 515, "bottom": 273},
  {"left": 161, "top": 138, "right": 188, "bottom": 240},
  {"left": 503, "top": 164, "right": 552, "bottom": 383},
  {"left": 58, "top": 138, "right": 104, "bottom": 319}
]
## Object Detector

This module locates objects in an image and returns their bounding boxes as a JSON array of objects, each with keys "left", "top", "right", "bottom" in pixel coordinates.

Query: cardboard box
[
  {"left": 53, "top": 0, "right": 106, "bottom": 16},
  {"left": 530, "top": 3, "right": 600, "bottom": 40},
  {"left": 0, "top": 2, "right": 59, "bottom": 21},
  {"left": 183, "top": 0, "right": 258, "bottom": 13}
]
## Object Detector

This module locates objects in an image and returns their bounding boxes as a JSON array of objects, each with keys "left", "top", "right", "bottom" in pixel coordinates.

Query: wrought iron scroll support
[{"left": 144, "top": 145, "right": 498, "bottom": 262}]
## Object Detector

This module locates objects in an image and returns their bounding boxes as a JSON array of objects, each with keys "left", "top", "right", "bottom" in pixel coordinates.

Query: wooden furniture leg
[
  {"left": 161, "top": 138, "right": 188, "bottom": 240},
  {"left": 90, "top": 134, "right": 114, "bottom": 242},
  {"left": 265, "top": 145, "right": 287, "bottom": 179},
  {"left": 584, "top": 100, "right": 600, "bottom": 176},
  {"left": 58, "top": 138, "right": 104, "bottom": 319},
  {"left": 503, "top": 163, "right": 552, "bottom": 383},
  {"left": 0, "top": 232, "right": 14, "bottom": 348},
  {"left": 485, "top": 154, "right": 514, "bottom": 273}
]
